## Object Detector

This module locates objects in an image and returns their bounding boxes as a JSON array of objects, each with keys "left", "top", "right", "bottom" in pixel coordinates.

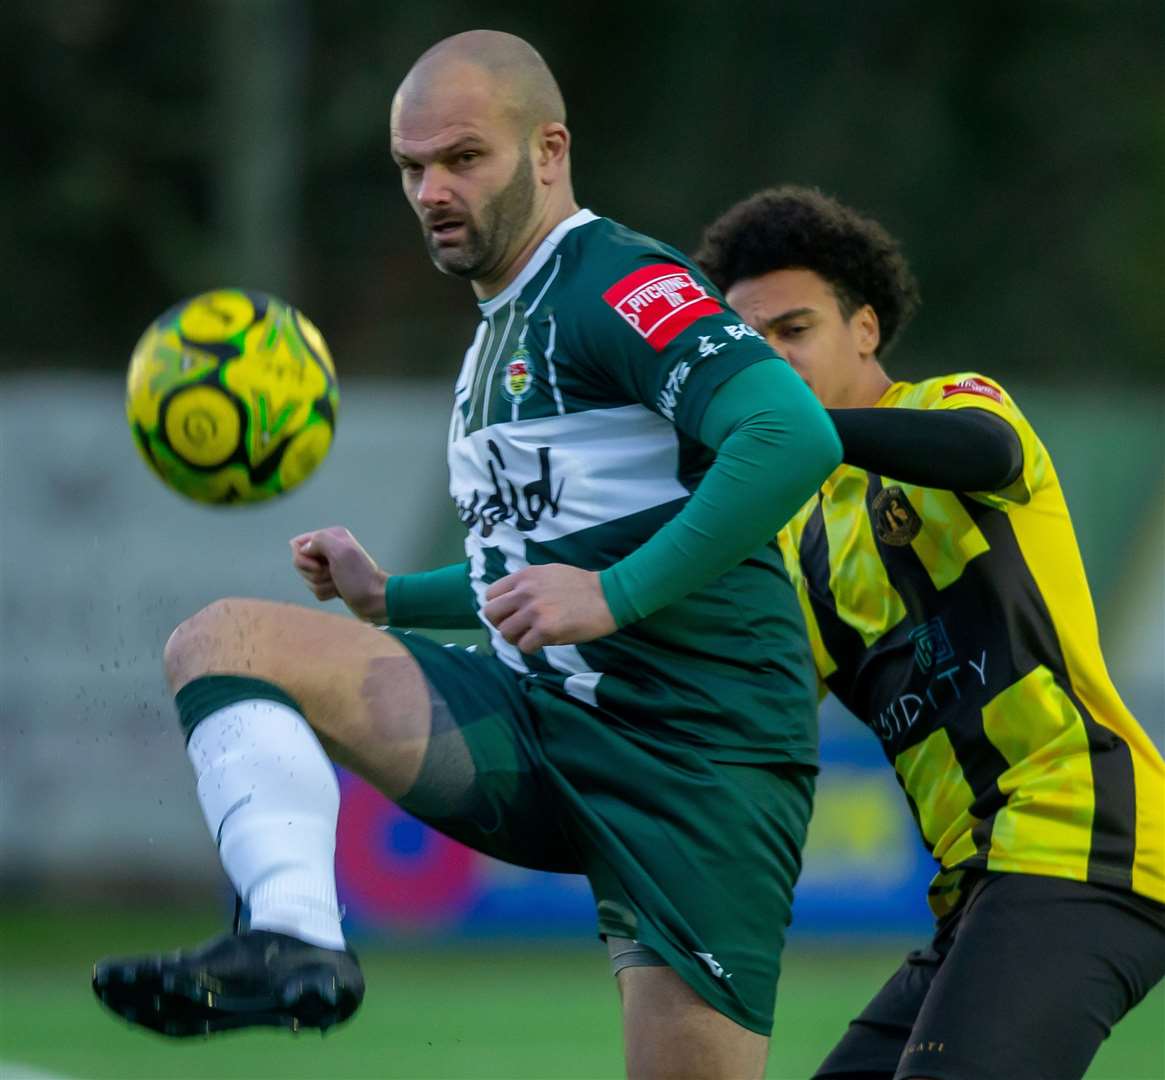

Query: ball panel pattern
[{"left": 126, "top": 289, "right": 339, "bottom": 504}]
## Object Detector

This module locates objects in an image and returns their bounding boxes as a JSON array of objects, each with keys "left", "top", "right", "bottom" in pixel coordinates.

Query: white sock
[{"left": 187, "top": 699, "right": 346, "bottom": 950}]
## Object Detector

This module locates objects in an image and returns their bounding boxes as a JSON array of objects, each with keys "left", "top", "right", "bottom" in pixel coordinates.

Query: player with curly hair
[{"left": 696, "top": 185, "right": 1165, "bottom": 1080}]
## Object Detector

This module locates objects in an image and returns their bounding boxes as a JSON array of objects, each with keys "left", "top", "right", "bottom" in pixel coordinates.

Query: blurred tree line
[{"left": 3, "top": 0, "right": 1162, "bottom": 385}]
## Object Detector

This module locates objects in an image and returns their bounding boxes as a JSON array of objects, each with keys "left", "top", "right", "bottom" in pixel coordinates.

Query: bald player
[{"left": 92, "top": 32, "right": 841, "bottom": 1076}]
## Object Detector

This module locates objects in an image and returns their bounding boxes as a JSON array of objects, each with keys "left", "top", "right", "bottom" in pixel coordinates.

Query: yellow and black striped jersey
[{"left": 778, "top": 372, "right": 1165, "bottom": 916}]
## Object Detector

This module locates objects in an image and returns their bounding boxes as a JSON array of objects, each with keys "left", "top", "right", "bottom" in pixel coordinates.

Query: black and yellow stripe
[{"left": 779, "top": 373, "right": 1164, "bottom": 914}]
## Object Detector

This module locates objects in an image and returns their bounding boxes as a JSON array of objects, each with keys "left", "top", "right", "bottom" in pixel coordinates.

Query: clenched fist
[
  {"left": 290, "top": 526, "right": 388, "bottom": 622},
  {"left": 483, "top": 563, "right": 617, "bottom": 654}
]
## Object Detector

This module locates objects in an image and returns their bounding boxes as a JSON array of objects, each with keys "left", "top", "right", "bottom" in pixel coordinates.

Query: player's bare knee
[{"left": 163, "top": 596, "right": 253, "bottom": 691}]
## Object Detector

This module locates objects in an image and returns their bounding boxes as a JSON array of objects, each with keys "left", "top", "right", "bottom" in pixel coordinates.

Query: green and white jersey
[{"left": 449, "top": 209, "right": 817, "bottom": 764}]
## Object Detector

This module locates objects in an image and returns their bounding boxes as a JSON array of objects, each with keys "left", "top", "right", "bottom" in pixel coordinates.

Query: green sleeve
[
  {"left": 385, "top": 561, "right": 479, "bottom": 629},
  {"left": 599, "top": 359, "right": 840, "bottom": 626}
]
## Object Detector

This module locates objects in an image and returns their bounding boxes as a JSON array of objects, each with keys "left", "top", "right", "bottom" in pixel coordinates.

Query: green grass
[{"left": 1, "top": 908, "right": 1162, "bottom": 1079}]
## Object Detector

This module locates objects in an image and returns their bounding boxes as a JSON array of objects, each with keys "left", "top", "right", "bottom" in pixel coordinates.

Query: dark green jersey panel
[{"left": 448, "top": 210, "right": 818, "bottom": 764}]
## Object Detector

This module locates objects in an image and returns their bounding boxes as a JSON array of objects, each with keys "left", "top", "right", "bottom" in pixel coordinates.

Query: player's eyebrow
[
  {"left": 762, "top": 307, "right": 816, "bottom": 332},
  {"left": 392, "top": 136, "right": 486, "bottom": 166}
]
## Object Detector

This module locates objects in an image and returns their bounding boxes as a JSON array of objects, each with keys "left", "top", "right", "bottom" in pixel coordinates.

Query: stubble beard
[{"left": 424, "top": 150, "right": 536, "bottom": 281}]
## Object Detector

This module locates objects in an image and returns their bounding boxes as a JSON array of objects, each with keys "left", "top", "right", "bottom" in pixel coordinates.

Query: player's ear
[
  {"left": 855, "top": 303, "right": 880, "bottom": 358},
  {"left": 535, "top": 122, "right": 570, "bottom": 178}
]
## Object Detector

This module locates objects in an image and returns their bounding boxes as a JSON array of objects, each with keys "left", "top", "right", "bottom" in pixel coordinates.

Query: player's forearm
[
  {"left": 828, "top": 406, "right": 1022, "bottom": 491},
  {"left": 600, "top": 360, "right": 841, "bottom": 626},
  {"left": 385, "top": 561, "right": 480, "bottom": 629}
]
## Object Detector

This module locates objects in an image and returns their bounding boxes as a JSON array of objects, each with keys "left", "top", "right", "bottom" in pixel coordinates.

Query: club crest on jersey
[
  {"left": 872, "top": 485, "right": 922, "bottom": 546},
  {"left": 501, "top": 348, "right": 535, "bottom": 403},
  {"left": 941, "top": 377, "right": 1003, "bottom": 403},
  {"left": 602, "top": 263, "right": 723, "bottom": 351}
]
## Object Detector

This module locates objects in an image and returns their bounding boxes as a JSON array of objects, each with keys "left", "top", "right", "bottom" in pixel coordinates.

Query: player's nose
[{"left": 415, "top": 166, "right": 453, "bottom": 208}]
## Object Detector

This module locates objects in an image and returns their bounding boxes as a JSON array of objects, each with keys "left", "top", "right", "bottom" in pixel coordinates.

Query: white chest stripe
[
  {"left": 450, "top": 321, "right": 488, "bottom": 444},
  {"left": 449, "top": 405, "right": 687, "bottom": 544},
  {"left": 473, "top": 300, "right": 518, "bottom": 427},
  {"left": 524, "top": 254, "right": 562, "bottom": 323},
  {"left": 543, "top": 314, "right": 565, "bottom": 416},
  {"left": 453, "top": 406, "right": 683, "bottom": 690}
]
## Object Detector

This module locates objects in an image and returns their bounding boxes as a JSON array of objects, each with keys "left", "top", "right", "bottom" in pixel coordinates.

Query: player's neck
[
  {"left": 472, "top": 194, "right": 581, "bottom": 301},
  {"left": 843, "top": 361, "right": 893, "bottom": 408}
]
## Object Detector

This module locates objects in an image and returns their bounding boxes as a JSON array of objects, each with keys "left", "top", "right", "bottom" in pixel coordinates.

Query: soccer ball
[{"left": 126, "top": 289, "right": 339, "bottom": 504}]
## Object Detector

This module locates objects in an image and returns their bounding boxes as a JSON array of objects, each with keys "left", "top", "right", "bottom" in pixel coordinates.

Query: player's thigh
[
  {"left": 167, "top": 602, "right": 576, "bottom": 871},
  {"left": 545, "top": 702, "right": 815, "bottom": 1037},
  {"left": 812, "top": 938, "right": 946, "bottom": 1080},
  {"left": 164, "top": 597, "right": 433, "bottom": 797},
  {"left": 895, "top": 872, "right": 1165, "bottom": 1080},
  {"left": 617, "top": 963, "right": 769, "bottom": 1080},
  {"left": 387, "top": 630, "right": 581, "bottom": 873}
]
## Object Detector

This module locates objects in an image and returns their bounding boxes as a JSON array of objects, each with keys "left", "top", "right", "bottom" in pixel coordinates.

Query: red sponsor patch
[
  {"left": 941, "top": 377, "right": 1003, "bottom": 403},
  {"left": 602, "top": 263, "right": 722, "bottom": 351}
]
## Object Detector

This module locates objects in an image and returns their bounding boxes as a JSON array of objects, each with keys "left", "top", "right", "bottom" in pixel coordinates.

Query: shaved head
[
  {"left": 391, "top": 31, "right": 576, "bottom": 297},
  {"left": 400, "top": 30, "right": 565, "bottom": 138}
]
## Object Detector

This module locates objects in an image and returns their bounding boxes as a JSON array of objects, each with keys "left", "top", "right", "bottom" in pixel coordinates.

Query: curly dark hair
[{"left": 695, "top": 186, "right": 921, "bottom": 356}]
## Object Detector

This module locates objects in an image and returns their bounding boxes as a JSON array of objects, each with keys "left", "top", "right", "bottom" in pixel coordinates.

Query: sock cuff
[{"left": 176, "top": 675, "right": 304, "bottom": 744}]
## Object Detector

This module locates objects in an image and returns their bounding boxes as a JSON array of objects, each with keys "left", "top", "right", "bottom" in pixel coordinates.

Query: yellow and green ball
[{"left": 126, "top": 289, "right": 339, "bottom": 504}]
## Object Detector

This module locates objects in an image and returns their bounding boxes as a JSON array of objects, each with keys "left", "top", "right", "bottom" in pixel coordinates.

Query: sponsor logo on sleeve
[
  {"left": 697, "top": 335, "right": 725, "bottom": 357},
  {"left": 657, "top": 360, "right": 692, "bottom": 421},
  {"left": 602, "top": 263, "right": 723, "bottom": 350},
  {"left": 940, "top": 377, "right": 1003, "bottom": 403}
]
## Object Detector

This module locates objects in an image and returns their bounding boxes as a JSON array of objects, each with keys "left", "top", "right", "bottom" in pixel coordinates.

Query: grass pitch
[{"left": 1, "top": 907, "right": 1162, "bottom": 1079}]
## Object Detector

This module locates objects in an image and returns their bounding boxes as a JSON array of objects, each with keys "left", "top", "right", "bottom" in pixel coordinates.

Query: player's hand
[
  {"left": 289, "top": 526, "right": 388, "bottom": 622},
  {"left": 483, "top": 564, "right": 616, "bottom": 654}
]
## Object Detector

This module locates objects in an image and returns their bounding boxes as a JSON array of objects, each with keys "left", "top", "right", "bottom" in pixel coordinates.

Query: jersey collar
[
  {"left": 477, "top": 208, "right": 598, "bottom": 317},
  {"left": 875, "top": 381, "right": 911, "bottom": 408}
]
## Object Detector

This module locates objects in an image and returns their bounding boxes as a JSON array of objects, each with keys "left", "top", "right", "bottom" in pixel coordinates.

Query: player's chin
[{"left": 425, "top": 242, "right": 481, "bottom": 279}]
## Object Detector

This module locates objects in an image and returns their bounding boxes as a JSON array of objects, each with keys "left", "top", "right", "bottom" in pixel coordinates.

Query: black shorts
[{"left": 814, "top": 871, "right": 1165, "bottom": 1080}]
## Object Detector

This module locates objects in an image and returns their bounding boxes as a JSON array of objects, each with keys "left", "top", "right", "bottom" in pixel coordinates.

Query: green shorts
[{"left": 390, "top": 631, "right": 816, "bottom": 1036}]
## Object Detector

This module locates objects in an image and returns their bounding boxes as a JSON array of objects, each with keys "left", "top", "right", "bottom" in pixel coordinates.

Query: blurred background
[{"left": 1, "top": 1, "right": 1162, "bottom": 1077}]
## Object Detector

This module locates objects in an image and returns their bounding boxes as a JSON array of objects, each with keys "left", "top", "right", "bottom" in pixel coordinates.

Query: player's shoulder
[
  {"left": 893, "top": 372, "right": 1019, "bottom": 412},
  {"left": 569, "top": 214, "right": 693, "bottom": 263},
  {"left": 898, "top": 371, "right": 1045, "bottom": 473},
  {"left": 559, "top": 215, "right": 714, "bottom": 296},
  {"left": 555, "top": 215, "right": 726, "bottom": 345},
  {"left": 906, "top": 373, "right": 1054, "bottom": 505}
]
